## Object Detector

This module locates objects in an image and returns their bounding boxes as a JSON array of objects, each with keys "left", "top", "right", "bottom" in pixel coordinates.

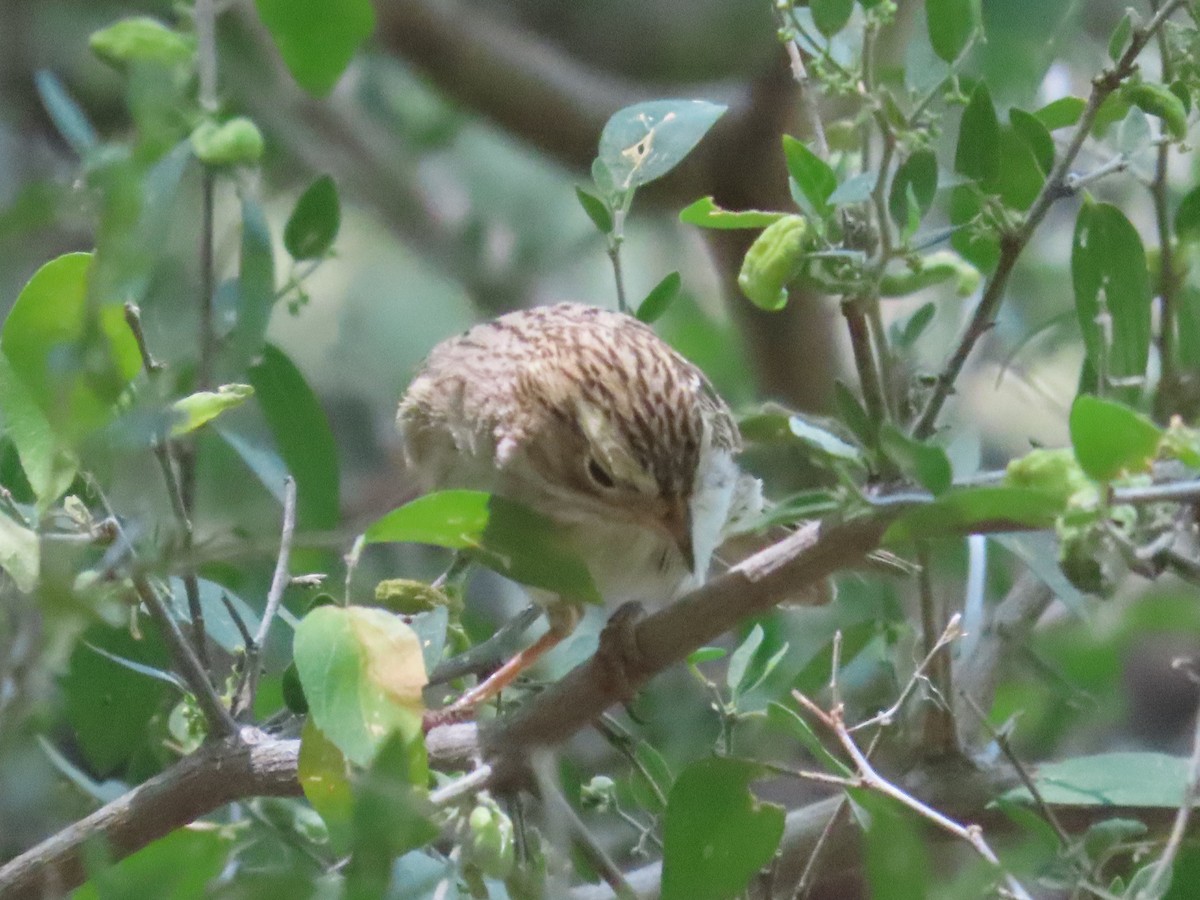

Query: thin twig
[
  {"left": 429, "top": 764, "right": 494, "bottom": 808},
  {"left": 794, "top": 693, "right": 1034, "bottom": 900},
  {"left": 607, "top": 207, "right": 630, "bottom": 315},
  {"left": 122, "top": 303, "right": 162, "bottom": 374},
  {"left": 151, "top": 441, "right": 211, "bottom": 671},
  {"left": 959, "top": 692, "right": 1071, "bottom": 850},
  {"left": 782, "top": 39, "right": 828, "bottom": 159},
  {"left": 912, "top": 0, "right": 1188, "bottom": 439},
  {"left": 239, "top": 477, "right": 297, "bottom": 716},
  {"left": 842, "top": 297, "right": 888, "bottom": 424},
  {"left": 429, "top": 605, "right": 542, "bottom": 685}
]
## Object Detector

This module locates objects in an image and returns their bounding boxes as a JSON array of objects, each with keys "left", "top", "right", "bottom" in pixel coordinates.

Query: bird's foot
[{"left": 595, "top": 601, "right": 647, "bottom": 702}]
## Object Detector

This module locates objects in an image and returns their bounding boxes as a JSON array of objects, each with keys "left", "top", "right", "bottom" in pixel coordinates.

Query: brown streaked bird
[{"left": 397, "top": 302, "right": 762, "bottom": 716}]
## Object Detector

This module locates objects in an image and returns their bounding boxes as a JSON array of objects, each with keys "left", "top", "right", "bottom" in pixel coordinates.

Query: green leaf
[
  {"left": 598, "top": 99, "right": 727, "bottom": 190},
  {"left": 248, "top": 345, "right": 340, "bottom": 531},
  {"left": 678, "top": 196, "right": 788, "bottom": 230},
  {"left": 1009, "top": 108, "right": 1055, "bottom": 174},
  {"left": 1, "top": 252, "right": 139, "bottom": 440},
  {"left": 661, "top": 758, "right": 785, "bottom": 900},
  {"left": 1034, "top": 96, "right": 1086, "bottom": 130},
  {"left": 0, "top": 509, "right": 38, "bottom": 594},
  {"left": 880, "top": 425, "right": 953, "bottom": 494},
  {"left": 63, "top": 625, "right": 169, "bottom": 777},
  {"left": 1174, "top": 185, "right": 1200, "bottom": 244},
  {"left": 0, "top": 355, "right": 77, "bottom": 509},
  {"left": 90, "top": 17, "right": 195, "bottom": 68},
  {"left": 955, "top": 83, "right": 1000, "bottom": 186},
  {"left": 1071, "top": 202, "right": 1152, "bottom": 403},
  {"left": 994, "top": 126, "right": 1044, "bottom": 211},
  {"left": 1108, "top": 10, "right": 1132, "bottom": 61},
  {"left": 254, "top": 0, "right": 375, "bottom": 97},
  {"left": 895, "top": 302, "right": 936, "bottom": 348},
  {"left": 74, "top": 827, "right": 229, "bottom": 900},
  {"left": 284, "top": 174, "right": 341, "bottom": 260},
  {"left": 926, "top": 0, "right": 979, "bottom": 62},
  {"left": 292, "top": 604, "right": 427, "bottom": 767},
  {"left": 1069, "top": 394, "right": 1161, "bottom": 481},
  {"left": 365, "top": 490, "right": 600, "bottom": 604},
  {"left": 574, "top": 186, "right": 613, "bottom": 234},
  {"left": 189, "top": 118, "right": 265, "bottom": 167},
  {"left": 688, "top": 647, "right": 727, "bottom": 665},
  {"left": 636, "top": 271, "right": 682, "bottom": 323},
  {"left": 1082, "top": 818, "right": 1148, "bottom": 863},
  {"left": 783, "top": 135, "right": 837, "bottom": 217},
  {"left": 856, "top": 791, "right": 932, "bottom": 900},
  {"left": 298, "top": 717, "right": 354, "bottom": 853},
  {"left": 812, "top": 0, "right": 854, "bottom": 37},
  {"left": 345, "top": 735, "right": 438, "bottom": 896},
  {"left": 833, "top": 380, "right": 876, "bottom": 447},
  {"left": 630, "top": 741, "right": 674, "bottom": 815},
  {"left": 1003, "top": 752, "right": 1197, "bottom": 807},
  {"left": 888, "top": 150, "right": 938, "bottom": 226},
  {"left": 884, "top": 487, "right": 1064, "bottom": 543},
  {"left": 727, "top": 624, "right": 765, "bottom": 696},
  {"left": 168, "top": 384, "right": 254, "bottom": 437}
]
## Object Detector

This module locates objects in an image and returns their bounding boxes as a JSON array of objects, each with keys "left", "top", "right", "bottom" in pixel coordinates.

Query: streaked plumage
[{"left": 398, "top": 302, "right": 760, "bottom": 608}]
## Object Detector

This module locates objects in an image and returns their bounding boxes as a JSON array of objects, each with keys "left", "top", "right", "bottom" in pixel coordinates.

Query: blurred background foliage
[{"left": 3, "top": 0, "right": 1200, "bottom": 897}]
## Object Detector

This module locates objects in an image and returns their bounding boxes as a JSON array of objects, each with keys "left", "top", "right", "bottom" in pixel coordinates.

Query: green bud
[
  {"left": 1004, "top": 447, "right": 1092, "bottom": 505},
  {"left": 90, "top": 17, "right": 195, "bottom": 68},
  {"left": 737, "top": 215, "right": 809, "bottom": 311},
  {"left": 190, "top": 117, "right": 265, "bottom": 167},
  {"left": 1125, "top": 82, "right": 1188, "bottom": 140},
  {"left": 467, "top": 802, "right": 515, "bottom": 879}
]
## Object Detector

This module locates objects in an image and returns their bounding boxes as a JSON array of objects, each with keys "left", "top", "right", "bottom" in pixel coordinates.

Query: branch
[
  {"left": 483, "top": 514, "right": 895, "bottom": 788},
  {"left": 0, "top": 732, "right": 299, "bottom": 900},
  {"left": 912, "top": 0, "right": 1189, "bottom": 439}
]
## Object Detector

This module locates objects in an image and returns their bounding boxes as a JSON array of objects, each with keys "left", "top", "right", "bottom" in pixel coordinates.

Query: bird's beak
[{"left": 663, "top": 497, "right": 695, "bottom": 574}]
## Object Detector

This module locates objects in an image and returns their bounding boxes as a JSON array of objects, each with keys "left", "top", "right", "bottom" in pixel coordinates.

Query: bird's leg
[
  {"left": 594, "top": 601, "right": 647, "bottom": 702},
  {"left": 424, "top": 604, "right": 581, "bottom": 730}
]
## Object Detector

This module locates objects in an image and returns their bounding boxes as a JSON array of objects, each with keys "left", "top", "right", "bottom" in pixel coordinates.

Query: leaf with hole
[
  {"left": 1071, "top": 202, "right": 1151, "bottom": 404},
  {"left": 598, "top": 100, "right": 726, "bottom": 190}
]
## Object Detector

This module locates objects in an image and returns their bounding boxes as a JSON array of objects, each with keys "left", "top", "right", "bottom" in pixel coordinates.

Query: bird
[{"left": 397, "top": 302, "right": 762, "bottom": 717}]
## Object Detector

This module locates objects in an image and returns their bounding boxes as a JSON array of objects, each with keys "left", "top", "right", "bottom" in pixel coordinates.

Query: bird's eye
[{"left": 586, "top": 457, "right": 616, "bottom": 489}]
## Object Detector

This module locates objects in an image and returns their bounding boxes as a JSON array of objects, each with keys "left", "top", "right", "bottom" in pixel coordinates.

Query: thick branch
[
  {"left": 483, "top": 515, "right": 894, "bottom": 788},
  {"left": 0, "top": 732, "right": 300, "bottom": 900}
]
